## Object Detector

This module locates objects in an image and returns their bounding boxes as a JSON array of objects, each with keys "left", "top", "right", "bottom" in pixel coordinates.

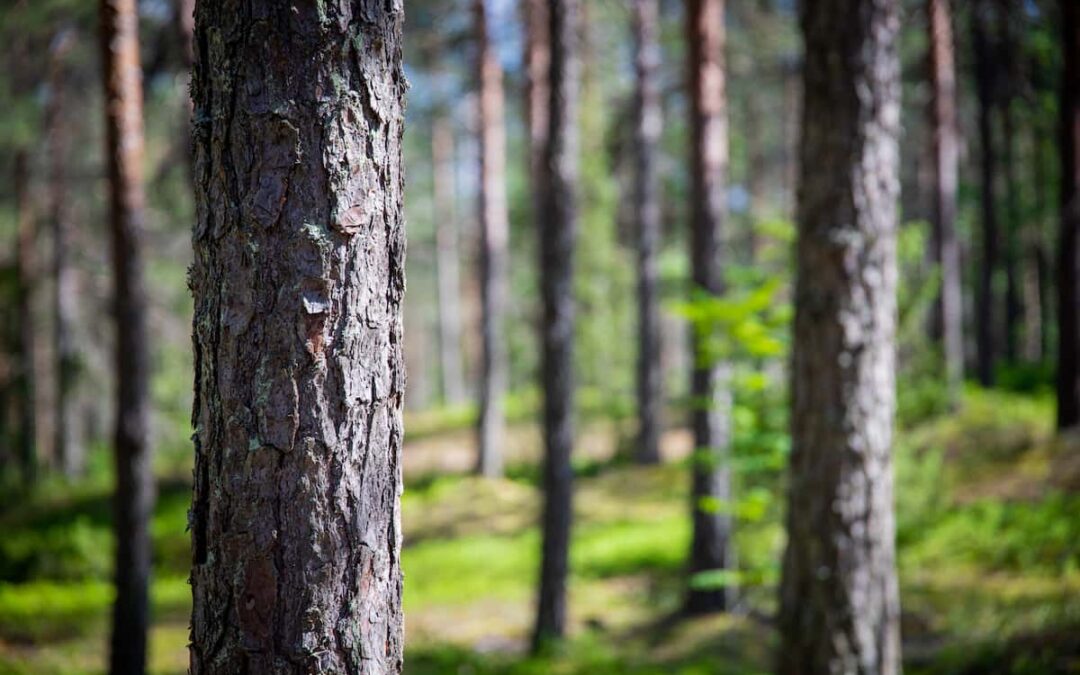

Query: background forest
[{"left": 0, "top": 0, "right": 1078, "bottom": 673}]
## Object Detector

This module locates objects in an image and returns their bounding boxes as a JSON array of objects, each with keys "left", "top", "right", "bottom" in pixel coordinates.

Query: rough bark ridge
[
  {"left": 100, "top": 1, "right": 155, "bottom": 673},
  {"left": 778, "top": 0, "right": 902, "bottom": 673},
  {"left": 533, "top": 0, "right": 579, "bottom": 651},
  {"left": 973, "top": 0, "right": 998, "bottom": 387},
  {"left": 1059, "top": 0, "right": 1079, "bottom": 429},
  {"left": 633, "top": 0, "right": 663, "bottom": 466},
  {"left": 475, "top": 0, "right": 509, "bottom": 478},
  {"left": 188, "top": 2, "right": 406, "bottom": 673},
  {"left": 432, "top": 117, "right": 465, "bottom": 407},
  {"left": 685, "top": 0, "right": 735, "bottom": 615},
  {"left": 48, "top": 29, "right": 84, "bottom": 478},
  {"left": 927, "top": 0, "right": 964, "bottom": 399}
]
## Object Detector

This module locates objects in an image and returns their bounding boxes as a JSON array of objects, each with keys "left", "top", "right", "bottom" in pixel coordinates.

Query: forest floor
[{"left": 0, "top": 388, "right": 1078, "bottom": 674}]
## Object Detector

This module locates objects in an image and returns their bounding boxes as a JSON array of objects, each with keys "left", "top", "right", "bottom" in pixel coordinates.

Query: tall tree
[
  {"left": 13, "top": 151, "right": 37, "bottom": 483},
  {"left": 47, "top": 29, "right": 83, "bottom": 478},
  {"left": 928, "top": 0, "right": 964, "bottom": 399},
  {"left": 187, "top": 2, "right": 406, "bottom": 673},
  {"left": 778, "top": 0, "right": 902, "bottom": 672},
  {"left": 998, "top": 0, "right": 1022, "bottom": 363},
  {"left": 432, "top": 116, "right": 466, "bottom": 407},
  {"left": 533, "top": 0, "right": 580, "bottom": 652},
  {"left": 973, "top": 0, "right": 999, "bottom": 386},
  {"left": 633, "top": 0, "right": 663, "bottom": 466},
  {"left": 524, "top": 0, "right": 549, "bottom": 184},
  {"left": 475, "top": 0, "right": 509, "bottom": 478},
  {"left": 685, "top": 0, "right": 735, "bottom": 614},
  {"left": 1059, "top": 0, "right": 1079, "bottom": 429},
  {"left": 100, "top": 0, "right": 154, "bottom": 672}
]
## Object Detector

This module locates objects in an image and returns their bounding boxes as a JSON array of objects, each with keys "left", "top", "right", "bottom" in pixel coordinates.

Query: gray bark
[
  {"left": 533, "top": 0, "right": 579, "bottom": 652},
  {"left": 475, "top": 0, "right": 509, "bottom": 478},
  {"left": 188, "top": 2, "right": 406, "bottom": 673},
  {"left": 777, "top": 0, "right": 902, "bottom": 672},
  {"left": 632, "top": 0, "right": 663, "bottom": 467},
  {"left": 927, "top": 0, "right": 964, "bottom": 399},
  {"left": 100, "top": 1, "right": 154, "bottom": 673},
  {"left": 432, "top": 117, "right": 466, "bottom": 407},
  {"left": 685, "top": 0, "right": 735, "bottom": 615}
]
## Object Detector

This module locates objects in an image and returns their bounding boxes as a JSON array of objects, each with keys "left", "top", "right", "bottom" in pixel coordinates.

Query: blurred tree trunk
[
  {"left": 1032, "top": 121, "right": 1052, "bottom": 362},
  {"left": 1058, "top": 0, "right": 1079, "bottom": 429},
  {"left": 525, "top": 0, "right": 549, "bottom": 184},
  {"left": 973, "top": 0, "right": 999, "bottom": 386},
  {"left": 187, "top": 2, "right": 406, "bottom": 672},
  {"left": 47, "top": 29, "right": 84, "bottom": 478},
  {"left": 778, "top": 0, "right": 902, "bottom": 672},
  {"left": 100, "top": 0, "right": 154, "bottom": 672},
  {"left": 14, "top": 151, "right": 37, "bottom": 484},
  {"left": 998, "top": 0, "right": 1022, "bottom": 363},
  {"left": 432, "top": 117, "right": 466, "bottom": 408},
  {"left": 928, "top": 0, "right": 964, "bottom": 399},
  {"left": 533, "top": 0, "right": 579, "bottom": 652},
  {"left": 685, "top": 0, "right": 735, "bottom": 615},
  {"left": 475, "top": 0, "right": 509, "bottom": 478},
  {"left": 632, "top": 0, "right": 663, "bottom": 466}
]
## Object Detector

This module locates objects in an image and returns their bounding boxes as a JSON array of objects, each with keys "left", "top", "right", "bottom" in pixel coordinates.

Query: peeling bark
[
  {"left": 778, "top": 0, "right": 902, "bottom": 672},
  {"left": 187, "top": 2, "right": 406, "bottom": 673}
]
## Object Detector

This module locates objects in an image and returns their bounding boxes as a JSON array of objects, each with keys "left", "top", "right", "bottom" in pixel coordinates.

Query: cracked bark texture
[
  {"left": 475, "top": 0, "right": 509, "bottom": 478},
  {"left": 100, "top": 1, "right": 155, "bottom": 673},
  {"left": 685, "top": 0, "right": 735, "bottom": 615},
  {"left": 1059, "top": 0, "right": 1079, "bottom": 429},
  {"left": 533, "top": 0, "right": 579, "bottom": 652},
  {"left": 778, "top": 0, "right": 902, "bottom": 673},
  {"left": 187, "top": 2, "right": 406, "bottom": 673},
  {"left": 927, "top": 0, "right": 964, "bottom": 401},
  {"left": 633, "top": 0, "right": 663, "bottom": 467}
]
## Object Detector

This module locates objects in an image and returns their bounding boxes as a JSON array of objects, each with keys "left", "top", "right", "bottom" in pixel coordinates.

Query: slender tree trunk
[
  {"left": 928, "top": 0, "right": 964, "bottom": 399},
  {"left": 973, "top": 0, "right": 999, "bottom": 387},
  {"left": 188, "top": 3, "right": 406, "bottom": 672},
  {"left": 778, "top": 0, "right": 902, "bottom": 672},
  {"left": 525, "top": 0, "right": 550, "bottom": 185},
  {"left": 47, "top": 29, "right": 84, "bottom": 478},
  {"left": 685, "top": 0, "right": 735, "bottom": 615},
  {"left": 997, "top": 0, "right": 1024, "bottom": 364},
  {"left": 14, "top": 151, "right": 37, "bottom": 484},
  {"left": 533, "top": 0, "right": 579, "bottom": 652},
  {"left": 475, "top": 0, "right": 509, "bottom": 478},
  {"left": 432, "top": 117, "right": 466, "bottom": 408},
  {"left": 1058, "top": 0, "right": 1080, "bottom": 429},
  {"left": 100, "top": 1, "right": 154, "bottom": 672},
  {"left": 1033, "top": 122, "right": 1052, "bottom": 361},
  {"left": 632, "top": 0, "right": 663, "bottom": 466}
]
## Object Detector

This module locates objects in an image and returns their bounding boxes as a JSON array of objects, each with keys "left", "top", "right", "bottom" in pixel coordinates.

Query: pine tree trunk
[
  {"left": 973, "top": 0, "right": 999, "bottom": 387},
  {"left": 432, "top": 117, "right": 466, "bottom": 408},
  {"left": 685, "top": 0, "right": 735, "bottom": 615},
  {"left": 14, "top": 150, "right": 37, "bottom": 483},
  {"left": 187, "top": 3, "right": 406, "bottom": 673},
  {"left": 1058, "top": 0, "right": 1080, "bottom": 429},
  {"left": 778, "top": 0, "right": 902, "bottom": 672},
  {"left": 533, "top": 0, "right": 579, "bottom": 652},
  {"left": 47, "top": 30, "right": 84, "bottom": 478},
  {"left": 100, "top": 1, "right": 154, "bottom": 672},
  {"left": 633, "top": 0, "right": 663, "bottom": 466},
  {"left": 524, "top": 0, "right": 549, "bottom": 184},
  {"left": 475, "top": 0, "right": 509, "bottom": 478},
  {"left": 928, "top": 0, "right": 964, "bottom": 399}
]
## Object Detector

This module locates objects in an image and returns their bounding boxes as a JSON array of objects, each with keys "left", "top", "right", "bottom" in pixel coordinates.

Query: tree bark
[
  {"left": 475, "top": 0, "right": 509, "bottom": 478},
  {"left": 1059, "top": 0, "right": 1080, "bottom": 429},
  {"left": 685, "top": 0, "right": 735, "bottom": 615},
  {"left": 928, "top": 0, "right": 964, "bottom": 399},
  {"left": 187, "top": 2, "right": 406, "bottom": 673},
  {"left": 777, "top": 0, "right": 902, "bottom": 672},
  {"left": 632, "top": 0, "right": 663, "bottom": 466},
  {"left": 973, "top": 0, "right": 999, "bottom": 386},
  {"left": 533, "top": 0, "right": 579, "bottom": 652},
  {"left": 14, "top": 151, "right": 37, "bottom": 484},
  {"left": 47, "top": 29, "right": 84, "bottom": 478},
  {"left": 100, "top": 1, "right": 154, "bottom": 673},
  {"left": 432, "top": 117, "right": 466, "bottom": 408}
]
